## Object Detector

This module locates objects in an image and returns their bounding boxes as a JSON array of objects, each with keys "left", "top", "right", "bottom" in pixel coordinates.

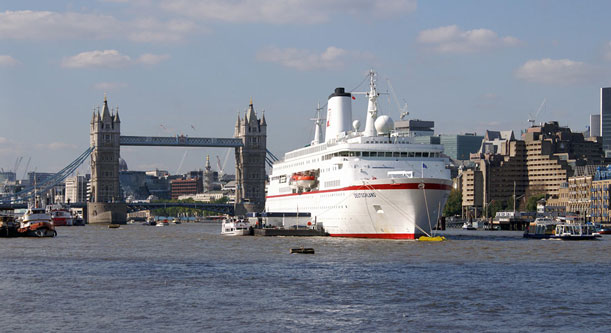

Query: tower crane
[
  {"left": 385, "top": 78, "right": 409, "bottom": 120},
  {"left": 528, "top": 98, "right": 546, "bottom": 127}
]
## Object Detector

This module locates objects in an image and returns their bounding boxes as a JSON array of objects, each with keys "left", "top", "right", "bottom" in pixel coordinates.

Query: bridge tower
[
  {"left": 87, "top": 95, "right": 127, "bottom": 224},
  {"left": 234, "top": 99, "right": 267, "bottom": 215}
]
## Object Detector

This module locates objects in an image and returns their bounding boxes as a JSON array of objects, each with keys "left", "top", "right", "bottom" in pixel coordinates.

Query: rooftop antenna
[{"left": 528, "top": 98, "right": 546, "bottom": 127}]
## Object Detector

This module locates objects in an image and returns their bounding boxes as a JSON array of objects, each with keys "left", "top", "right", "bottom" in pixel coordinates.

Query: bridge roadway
[
  {"left": 0, "top": 202, "right": 234, "bottom": 215},
  {"left": 120, "top": 135, "right": 243, "bottom": 148}
]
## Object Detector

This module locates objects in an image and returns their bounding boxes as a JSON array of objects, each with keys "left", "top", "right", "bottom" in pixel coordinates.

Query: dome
[
  {"left": 119, "top": 158, "right": 128, "bottom": 172},
  {"left": 374, "top": 115, "right": 394, "bottom": 135}
]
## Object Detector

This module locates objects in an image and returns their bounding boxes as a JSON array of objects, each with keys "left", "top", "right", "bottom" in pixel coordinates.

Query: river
[{"left": 1, "top": 224, "right": 609, "bottom": 332}]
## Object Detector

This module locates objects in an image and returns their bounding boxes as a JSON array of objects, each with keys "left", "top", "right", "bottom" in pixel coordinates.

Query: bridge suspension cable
[{"left": 1, "top": 147, "right": 94, "bottom": 204}]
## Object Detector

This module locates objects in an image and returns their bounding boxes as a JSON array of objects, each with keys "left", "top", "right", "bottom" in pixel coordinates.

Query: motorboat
[
  {"left": 19, "top": 207, "right": 57, "bottom": 237},
  {"left": 221, "top": 218, "right": 251, "bottom": 236}
]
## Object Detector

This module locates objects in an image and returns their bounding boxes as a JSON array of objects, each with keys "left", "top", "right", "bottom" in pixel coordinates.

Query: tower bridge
[{"left": 86, "top": 96, "right": 267, "bottom": 224}]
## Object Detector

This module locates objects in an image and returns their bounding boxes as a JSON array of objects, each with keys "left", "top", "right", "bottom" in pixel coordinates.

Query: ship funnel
[{"left": 325, "top": 87, "right": 353, "bottom": 142}]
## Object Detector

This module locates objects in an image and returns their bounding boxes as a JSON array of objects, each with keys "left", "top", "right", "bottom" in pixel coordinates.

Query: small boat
[
  {"left": 595, "top": 223, "right": 611, "bottom": 235},
  {"left": 524, "top": 217, "right": 600, "bottom": 240},
  {"left": 46, "top": 204, "right": 74, "bottom": 226},
  {"left": 172, "top": 218, "right": 181, "bottom": 224},
  {"left": 290, "top": 247, "right": 315, "bottom": 254},
  {"left": 221, "top": 218, "right": 251, "bottom": 236},
  {"left": 19, "top": 207, "right": 57, "bottom": 237},
  {"left": 0, "top": 213, "right": 20, "bottom": 237},
  {"left": 156, "top": 220, "right": 169, "bottom": 227},
  {"left": 462, "top": 221, "right": 476, "bottom": 230}
]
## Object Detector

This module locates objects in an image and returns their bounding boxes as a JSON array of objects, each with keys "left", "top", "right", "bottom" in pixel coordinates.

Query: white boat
[
  {"left": 265, "top": 70, "right": 452, "bottom": 239},
  {"left": 20, "top": 207, "right": 57, "bottom": 237},
  {"left": 462, "top": 221, "right": 476, "bottom": 230},
  {"left": 221, "top": 218, "right": 251, "bottom": 236}
]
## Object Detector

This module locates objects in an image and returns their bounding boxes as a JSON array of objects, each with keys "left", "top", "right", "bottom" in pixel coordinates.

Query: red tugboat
[{"left": 19, "top": 207, "right": 57, "bottom": 237}]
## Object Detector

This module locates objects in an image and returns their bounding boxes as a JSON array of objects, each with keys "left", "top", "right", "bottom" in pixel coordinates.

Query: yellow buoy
[{"left": 418, "top": 236, "right": 446, "bottom": 242}]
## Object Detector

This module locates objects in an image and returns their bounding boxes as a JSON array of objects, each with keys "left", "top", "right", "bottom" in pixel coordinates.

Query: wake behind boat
[{"left": 265, "top": 70, "right": 452, "bottom": 239}]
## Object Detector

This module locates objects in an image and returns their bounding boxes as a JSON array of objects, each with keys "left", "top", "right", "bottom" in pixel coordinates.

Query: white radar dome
[
  {"left": 352, "top": 120, "right": 361, "bottom": 132},
  {"left": 375, "top": 115, "right": 394, "bottom": 135}
]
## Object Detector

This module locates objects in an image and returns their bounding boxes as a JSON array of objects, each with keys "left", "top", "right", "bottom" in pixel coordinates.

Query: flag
[{"left": 422, "top": 163, "right": 428, "bottom": 169}]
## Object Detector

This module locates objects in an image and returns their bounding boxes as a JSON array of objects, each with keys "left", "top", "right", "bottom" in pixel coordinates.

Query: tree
[
  {"left": 526, "top": 194, "right": 545, "bottom": 212},
  {"left": 443, "top": 189, "right": 462, "bottom": 217}
]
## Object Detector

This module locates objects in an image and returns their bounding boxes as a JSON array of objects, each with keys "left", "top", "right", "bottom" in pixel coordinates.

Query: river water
[{"left": 1, "top": 224, "right": 609, "bottom": 332}]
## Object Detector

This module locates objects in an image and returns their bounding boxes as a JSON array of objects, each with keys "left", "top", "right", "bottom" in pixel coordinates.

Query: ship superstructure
[{"left": 265, "top": 71, "right": 452, "bottom": 239}]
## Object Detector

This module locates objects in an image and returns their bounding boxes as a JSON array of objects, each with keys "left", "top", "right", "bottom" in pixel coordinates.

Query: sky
[{"left": 2, "top": 0, "right": 611, "bottom": 177}]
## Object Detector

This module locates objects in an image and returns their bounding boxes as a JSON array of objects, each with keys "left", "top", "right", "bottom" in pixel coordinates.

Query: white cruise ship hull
[{"left": 266, "top": 177, "right": 451, "bottom": 239}]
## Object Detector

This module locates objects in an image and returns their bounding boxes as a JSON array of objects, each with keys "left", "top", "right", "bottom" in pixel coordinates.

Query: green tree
[
  {"left": 443, "top": 189, "right": 462, "bottom": 217},
  {"left": 526, "top": 194, "right": 545, "bottom": 212}
]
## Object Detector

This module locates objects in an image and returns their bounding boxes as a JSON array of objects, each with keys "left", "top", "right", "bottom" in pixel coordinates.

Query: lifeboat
[{"left": 291, "top": 172, "right": 316, "bottom": 188}]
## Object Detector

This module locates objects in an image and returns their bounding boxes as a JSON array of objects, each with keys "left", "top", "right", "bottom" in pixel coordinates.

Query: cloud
[
  {"left": 136, "top": 53, "right": 171, "bottom": 65},
  {"left": 257, "top": 46, "right": 354, "bottom": 71},
  {"left": 515, "top": 58, "right": 598, "bottom": 84},
  {"left": 0, "top": 55, "right": 19, "bottom": 67},
  {"left": 418, "top": 25, "right": 520, "bottom": 53},
  {"left": 0, "top": 10, "right": 200, "bottom": 43},
  {"left": 93, "top": 82, "right": 128, "bottom": 91},
  {"left": 62, "top": 50, "right": 170, "bottom": 68},
  {"left": 161, "top": 0, "right": 416, "bottom": 24},
  {"left": 62, "top": 50, "right": 132, "bottom": 68}
]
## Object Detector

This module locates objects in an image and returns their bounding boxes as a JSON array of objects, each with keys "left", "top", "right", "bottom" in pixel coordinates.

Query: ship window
[
  {"left": 349, "top": 152, "right": 356, "bottom": 157},
  {"left": 355, "top": 152, "right": 360, "bottom": 157},
  {"left": 401, "top": 152, "right": 407, "bottom": 157},
  {"left": 415, "top": 152, "right": 422, "bottom": 157},
  {"left": 408, "top": 152, "right": 415, "bottom": 157},
  {"left": 422, "top": 152, "right": 429, "bottom": 157},
  {"left": 393, "top": 152, "right": 400, "bottom": 157},
  {"left": 369, "top": 152, "right": 376, "bottom": 157},
  {"left": 333, "top": 152, "right": 339, "bottom": 157},
  {"left": 362, "top": 152, "right": 370, "bottom": 157},
  {"left": 340, "top": 151, "right": 349, "bottom": 157},
  {"left": 385, "top": 152, "right": 392, "bottom": 157}
]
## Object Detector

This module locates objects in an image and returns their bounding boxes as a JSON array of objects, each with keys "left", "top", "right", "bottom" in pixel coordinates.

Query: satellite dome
[
  {"left": 119, "top": 158, "right": 128, "bottom": 172},
  {"left": 352, "top": 120, "right": 361, "bottom": 131},
  {"left": 375, "top": 115, "right": 394, "bottom": 135}
]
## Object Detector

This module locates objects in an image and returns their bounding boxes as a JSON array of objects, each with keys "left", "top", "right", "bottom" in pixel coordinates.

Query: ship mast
[
  {"left": 311, "top": 102, "right": 324, "bottom": 145},
  {"left": 362, "top": 69, "right": 379, "bottom": 137}
]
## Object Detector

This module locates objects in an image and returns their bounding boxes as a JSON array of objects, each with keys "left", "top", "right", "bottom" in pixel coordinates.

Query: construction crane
[
  {"left": 22, "top": 157, "right": 31, "bottom": 181},
  {"left": 216, "top": 149, "right": 231, "bottom": 177},
  {"left": 528, "top": 98, "right": 546, "bottom": 127},
  {"left": 385, "top": 78, "right": 409, "bottom": 120}
]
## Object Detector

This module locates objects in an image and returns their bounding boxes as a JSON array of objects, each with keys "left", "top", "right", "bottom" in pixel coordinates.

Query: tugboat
[
  {"left": 19, "top": 207, "right": 57, "bottom": 237},
  {"left": 0, "top": 212, "right": 20, "bottom": 237}
]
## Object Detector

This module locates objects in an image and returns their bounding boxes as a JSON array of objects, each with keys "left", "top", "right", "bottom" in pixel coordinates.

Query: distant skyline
[{"left": 2, "top": 0, "right": 611, "bottom": 176}]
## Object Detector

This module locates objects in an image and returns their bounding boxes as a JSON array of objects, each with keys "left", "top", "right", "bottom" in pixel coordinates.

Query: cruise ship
[{"left": 265, "top": 71, "right": 452, "bottom": 239}]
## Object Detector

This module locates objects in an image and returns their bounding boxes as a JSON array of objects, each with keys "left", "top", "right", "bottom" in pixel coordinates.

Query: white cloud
[
  {"left": 62, "top": 50, "right": 132, "bottom": 68},
  {"left": 93, "top": 82, "right": 128, "bottom": 91},
  {"left": 418, "top": 25, "right": 520, "bottom": 53},
  {"left": 62, "top": 50, "right": 170, "bottom": 68},
  {"left": 0, "top": 55, "right": 19, "bottom": 67},
  {"left": 257, "top": 46, "right": 352, "bottom": 71},
  {"left": 0, "top": 10, "right": 200, "bottom": 43},
  {"left": 136, "top": 53, "right": 171, "bottom": 65},
  {"left": 515, "top": 58, "right": 598, "bottom": 84},
  {"left": 161, "top": 0, "right": 416, "bottom": 24}
]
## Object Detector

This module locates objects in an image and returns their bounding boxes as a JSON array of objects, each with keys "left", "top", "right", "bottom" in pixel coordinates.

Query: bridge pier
[{"left": 87, "top": 202, "right": 127, "bottom": 224}]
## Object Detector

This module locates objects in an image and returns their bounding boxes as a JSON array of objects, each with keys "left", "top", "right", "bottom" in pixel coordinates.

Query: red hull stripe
[
  {"left": 330, "top": 233, "right": 416, "bottom": 239},
  {"left": 266, "top": 182, "right": 451, "bottom": 199}
]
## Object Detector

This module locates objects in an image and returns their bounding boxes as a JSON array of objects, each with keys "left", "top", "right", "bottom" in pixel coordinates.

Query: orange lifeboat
[{"left": 291, "top": 172, "right": 317, "bottom": 188}]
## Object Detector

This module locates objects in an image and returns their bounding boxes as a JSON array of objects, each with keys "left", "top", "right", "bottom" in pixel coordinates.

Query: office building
[
  {"left": 600, "top": 87, "right": 611, "bottom": 150},
  {"left": 590, "top": 114, "right": 601, "bottom": 137},
  {"left": 440, "top": 134, "right": 484, "bottom": 161}
]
